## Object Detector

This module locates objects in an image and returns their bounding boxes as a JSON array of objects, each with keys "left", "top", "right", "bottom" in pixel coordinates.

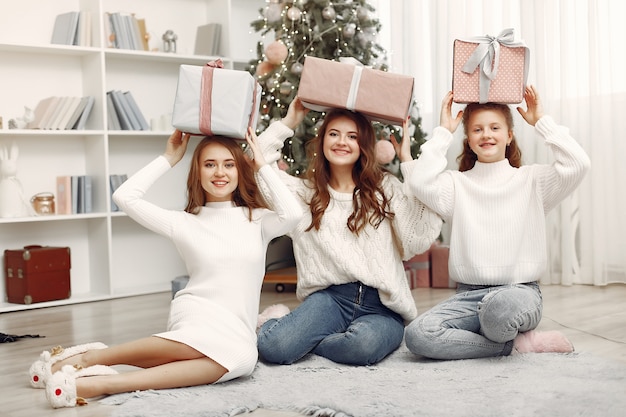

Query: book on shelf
[
  {"left": 83, "top": 175, "right": 93, "bottom": 214},
  {"left": 123, "top": 91, "right": 149, "bottom": 130},
  {"left": 103, "top": 12, "right": 116, "bottom": 48},
  {"left": 109, "top": 174, "right": 128, "bottom": 211},
  {"left": 56, "top": 175, "right": 73, "bottom": 215},
  {"left": 45, "top": 96, "right": 73, "bottom": 130},
  {"left": 115, "top": 90, "right": 141, "bottom": 130},
  {"left": 108, "top": 90, "right": 148, "bottom": 130},
  {"left": 69, "top": 175, "right": 94, "bottom": 214},
  {"left": 28, "top": 96, "right": 94, "bottom": 130},
  {"left": 54, "top": 96, "right": 83, "bottom": 130},
  {"left": 71, "top": 175, "right": 79, "bottom": 214},
  {"left": 76, "top": 11, "right": 92, "bottom": 47},
  {"left": 65, "top": 96, "right": 90, "bottom": 130},
  {"left": 136, "top": 18, "right": 149, "bottom": 51},
  {"left": 28, "top": 96, "right": 59, "bottom": 129},
  {"left": 106, "top": 93, "right": 122, "bottom": 130},
  {"left": 108, "top": 90, "right": 133, "bottom": 130},
  {"left": 73, "top": 96, "right": 95, "bottom": 130},
  {"left": 194, "top": 23, "right": 221, "bottom": 56},
  {"left": 107, "top": 12, "right": 147, "bottom": 51},
  {"left": 51, "top": 11, "right": 79, "bottom": 45}
]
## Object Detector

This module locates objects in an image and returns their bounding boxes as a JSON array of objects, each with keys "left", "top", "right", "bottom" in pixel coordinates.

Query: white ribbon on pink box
[{"left": 298, "top": 56, "right": 414, "bottom": 125}]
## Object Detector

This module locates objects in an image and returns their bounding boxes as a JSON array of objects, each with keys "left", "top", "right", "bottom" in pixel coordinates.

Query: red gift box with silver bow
[
  {"left": 452, "top": 28, "right": 530, "bottom": 104},
  {"left": 172, "top": 60, "right": 261, "bottom": 139}
]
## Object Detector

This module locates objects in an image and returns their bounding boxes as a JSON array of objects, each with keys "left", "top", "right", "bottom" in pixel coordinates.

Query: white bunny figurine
[{"left": 0, "top": 143, "right": 35, "bottom": 217}]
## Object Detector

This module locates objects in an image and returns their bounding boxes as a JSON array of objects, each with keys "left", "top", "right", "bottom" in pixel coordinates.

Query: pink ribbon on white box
[
  {"left": 199, "top": 59, "right": 224, "bottom": 135},
  {"left": 460, "top": 28, "right": 530, "bottom": 103},
  {"left": 199, "top": 59, "right": 259, "bottom": 137}
]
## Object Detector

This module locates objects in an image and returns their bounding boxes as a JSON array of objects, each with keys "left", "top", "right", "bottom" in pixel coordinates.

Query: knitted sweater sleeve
[
  {"left": 255, "top": 120, "right": 305, "bottom": 203},
  {"left": 408, "top": 126, "right": 457, "bottom": 220},
  {"left": 533, "top": 116, "right": 591, "bottom": 212},
  {"left": 256, "top": 164, "right": 303, "bottom": 239},
  {"left": 387, "top": 165, "right": 443, "bottom": 259},
  {"left": 112, "top": 156, "right": 179, "bottom": 238}
]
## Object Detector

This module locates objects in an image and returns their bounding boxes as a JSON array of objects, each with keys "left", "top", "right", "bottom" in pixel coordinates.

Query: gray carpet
[{"left": 100, "top": 344, "right": 626, "bottom": 417}]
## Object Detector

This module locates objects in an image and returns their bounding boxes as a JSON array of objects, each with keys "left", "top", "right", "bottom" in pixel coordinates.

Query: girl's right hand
[
  {"left": 440, "top": 91, "right": 463, "bottom": 133},
  {"left": 282, "top": 97, "right": 309, "bottom": 130},
  {"left": 163, "top": 130, "right": 190, "bottom": 167}
]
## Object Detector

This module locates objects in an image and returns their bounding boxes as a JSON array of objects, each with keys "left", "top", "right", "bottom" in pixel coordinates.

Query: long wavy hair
[
  {"left": 304, "top": 109, "right": 394, "bottom": 235},
  {"left": 457, "top": 102, "right": 522, "bottom": 172},
  {"left": 184, "top": 136, "right": 268, "bottom": 220}
]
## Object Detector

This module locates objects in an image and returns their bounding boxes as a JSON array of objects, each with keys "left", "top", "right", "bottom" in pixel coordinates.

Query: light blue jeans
[
  {"left": 404, "top": 282, "right": 542, "bottom": 360},
  {"left": 257, "top": 282, "right": 405, "bottom": 366}
]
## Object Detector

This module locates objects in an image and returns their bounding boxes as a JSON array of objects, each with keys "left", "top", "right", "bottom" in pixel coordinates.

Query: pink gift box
[
  {"left": 298, "top": 56, "right": 414, "bottom": 125},
  {"left": 429, "top": 244, "right": 456, "bottom": 289},
  {"left": 172, "top": 60, "right": 261, "bottom": 139},
  {"left": 403, "top": 252, "right": 430, "bottom": 288},
  {"left": 452, "top": 29, "right": 529, "bottom": 104}
]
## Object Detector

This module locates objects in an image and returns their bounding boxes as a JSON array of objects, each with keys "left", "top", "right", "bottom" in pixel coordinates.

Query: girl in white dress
[{"left": 30, "top": 128, "right": 302, "bottom": 408}]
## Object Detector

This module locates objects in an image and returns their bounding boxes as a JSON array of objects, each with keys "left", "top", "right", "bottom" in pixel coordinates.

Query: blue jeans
[
  {"left": 257, "top": 282, "right": 405, "bottom": 366},
  {"left": 404, "top": 282, "right": 542, "bottom": 360}
]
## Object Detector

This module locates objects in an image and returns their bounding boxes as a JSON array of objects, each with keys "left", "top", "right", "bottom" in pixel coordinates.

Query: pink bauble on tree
[
  {"left": 375, "top": 140, "right": 396, "bottom": 164},
  {"left": 265, "top": 40, "right": 288, "bottom": 65},
  {"left": 255, "top": 61, "right": 276, "bottom": 77}
]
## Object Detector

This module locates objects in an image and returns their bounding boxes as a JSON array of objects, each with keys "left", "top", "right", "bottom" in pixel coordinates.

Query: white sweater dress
[{"left": 112, "top": 156, "right": 302, "bottom": 382}]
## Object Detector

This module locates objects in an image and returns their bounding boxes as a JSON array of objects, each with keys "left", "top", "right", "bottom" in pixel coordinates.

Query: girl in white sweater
[
  {"left": 256, "top": 98, "right": 442, "bottom": 366},
  {"left": 32, "top": 128, "right": 301, "bottom": 407},
  {"left": 404, "top": 86, "right": 590, "bottom": 359}
]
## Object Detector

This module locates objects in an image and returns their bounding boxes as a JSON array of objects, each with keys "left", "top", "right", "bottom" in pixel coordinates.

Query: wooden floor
[{"left": 1, "top": 283, "right": 625, "bottom": 417}]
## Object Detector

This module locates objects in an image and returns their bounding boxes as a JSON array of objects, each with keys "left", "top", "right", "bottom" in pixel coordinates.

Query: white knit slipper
[
  {"left": 29, "top": 342, "right": 107, "bottom": 388},
  {"left": 45, "top": 364, "right": 118, "bottom": 408},
  {"left": 257, "top": 304, "right": 290, "bottom": 331},
  {"left": 513, "top": 330, "right": 574, "bottom": 354}
]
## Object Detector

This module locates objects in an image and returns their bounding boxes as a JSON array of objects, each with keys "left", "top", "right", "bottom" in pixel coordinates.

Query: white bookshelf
[{"left": 0, "top": 0, "right": 265, "bottom": 312}]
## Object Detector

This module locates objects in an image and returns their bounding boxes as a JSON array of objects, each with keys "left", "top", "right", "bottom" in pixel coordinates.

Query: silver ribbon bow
[{"left": 461, "top": 28, "right": 529, "bottom": 103}]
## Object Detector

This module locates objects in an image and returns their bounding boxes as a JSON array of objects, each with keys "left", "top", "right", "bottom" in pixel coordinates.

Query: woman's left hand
[
  {"left": 163, "top": 130, "right": 190, "bottom": 167},
  {"left": 245, "top": 127, "right": 267, "bottom": 171},
  {"left": 390, "top": 117, "right": 413, "bottom": 162}
]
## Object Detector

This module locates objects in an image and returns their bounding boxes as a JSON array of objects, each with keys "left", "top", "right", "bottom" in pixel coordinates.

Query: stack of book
[
  {"left": 105, "top": 12, "right": 149, "bottom": 51},
  {"left": 109, "top": 174, "right": 128, "bottom": 212},
  {"left": 107, "top": 90, "right": 149, "bottom": 130},
  {"left": 56, "top": 175, "right": 94, "bottom": 215},
  {"left": 28, "top": 96, "right": 95, "bottom": 130},
  {"left": 51, "top": 11, "right": 92, "bottom": 47}
]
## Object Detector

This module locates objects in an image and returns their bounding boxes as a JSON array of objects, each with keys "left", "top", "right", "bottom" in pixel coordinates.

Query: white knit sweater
[
  {"left": 409, "top": 116, "right": 590, "bottom": 285},
  {"left": 259, "top": 122, "right": 443, "bottom": 322}
]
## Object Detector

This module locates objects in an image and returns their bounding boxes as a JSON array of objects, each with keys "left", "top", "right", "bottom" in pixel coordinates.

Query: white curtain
[{"left": 375, "top": 0, "right": 626, "bottom": 286}]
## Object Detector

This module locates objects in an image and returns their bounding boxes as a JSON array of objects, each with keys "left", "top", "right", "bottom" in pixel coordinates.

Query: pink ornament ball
[
  {"left": 265, "top": 41, "right": 289, "bottom": 65},
  {"left": 277, "top": 159, "right": 290, "bottom": 171},
  {"left": 255, "top": 61, "right": 276, "bottom": 77},
  {"left": 375, "top": 140, "right": 395, "bottom": 164}
]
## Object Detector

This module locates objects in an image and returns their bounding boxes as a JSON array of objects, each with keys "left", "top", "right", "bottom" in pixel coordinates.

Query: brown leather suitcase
[{"left": 4, "top": 245, "right": 71, "bottom": 304}]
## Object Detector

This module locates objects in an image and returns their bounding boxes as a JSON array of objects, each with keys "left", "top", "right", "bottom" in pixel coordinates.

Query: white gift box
[{"left": 172, "top": 61, "right": 261, "bottom": 139}]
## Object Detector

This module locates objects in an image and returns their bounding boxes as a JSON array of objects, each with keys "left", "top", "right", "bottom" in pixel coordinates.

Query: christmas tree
[{"left": 247, "top": 0, "right": 426, "bottom": 178}]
